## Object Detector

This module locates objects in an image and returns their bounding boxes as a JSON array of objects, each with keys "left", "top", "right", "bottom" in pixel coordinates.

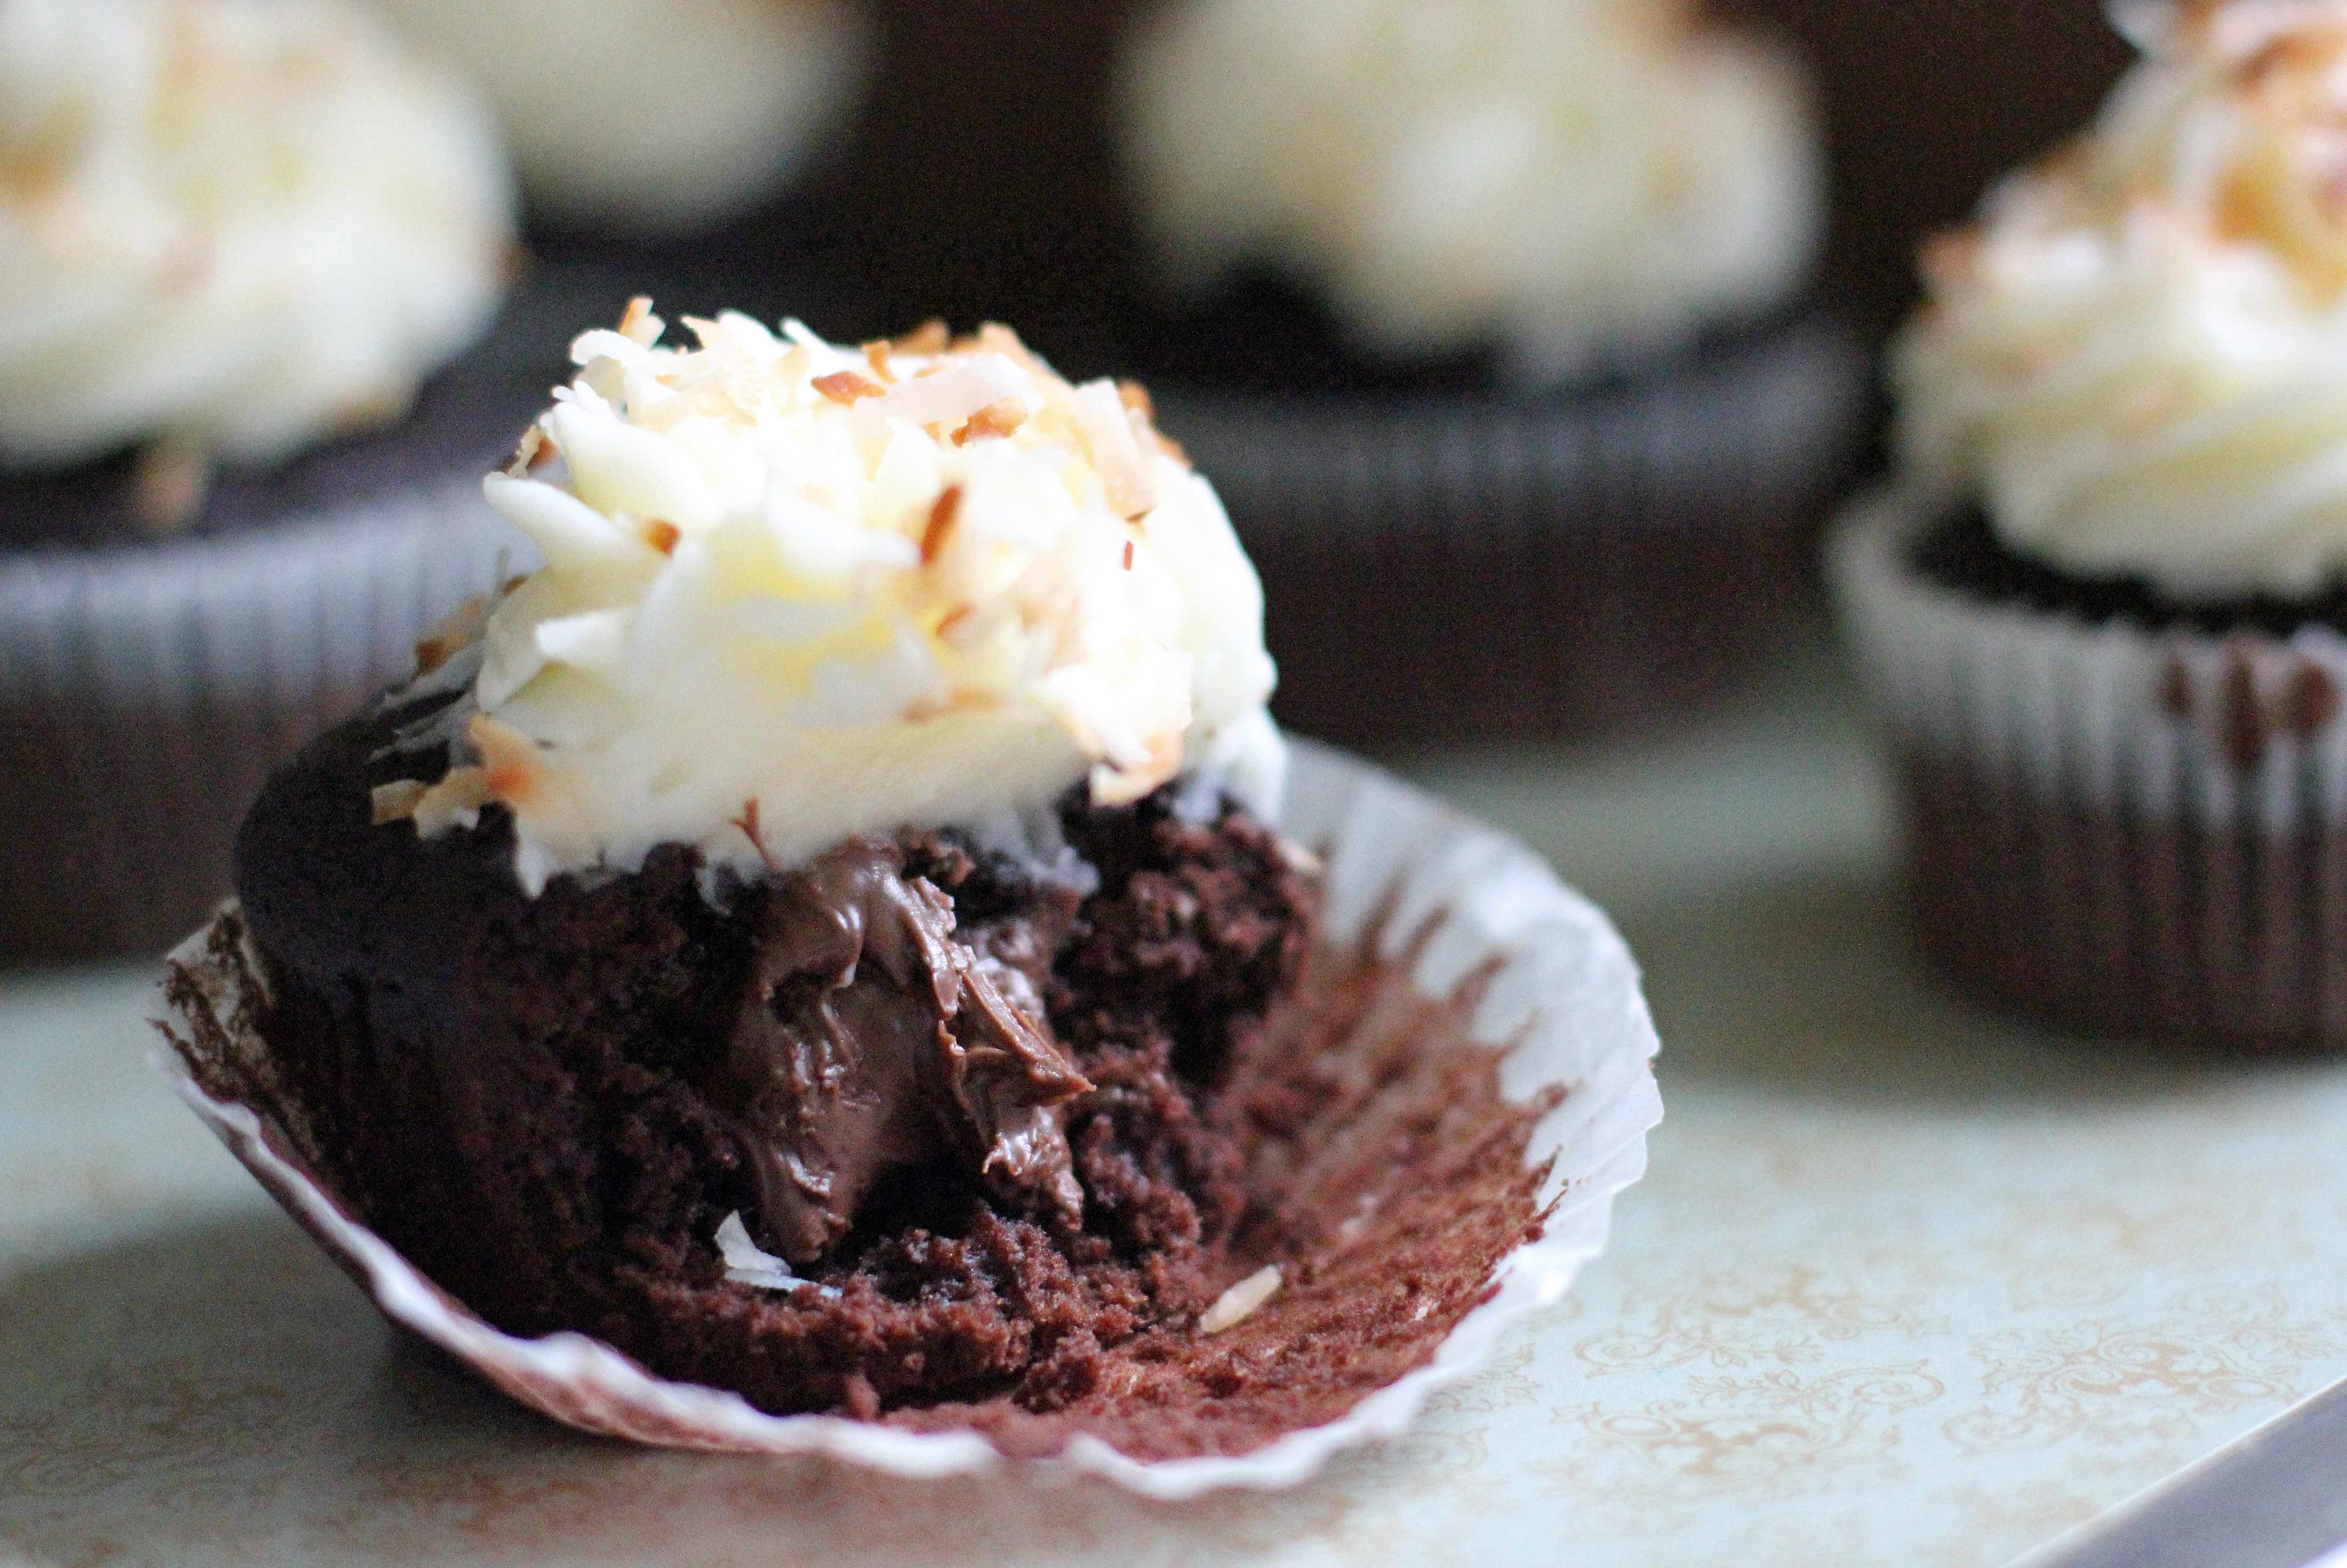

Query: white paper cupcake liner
[
  {"left": 1154, "top": 314, "right": 1868, "bottom": 745},
  {"left": 0, "top": 486, "right": 522, "bottom": 958},
  {"left": 1829, "top": 488, "right": 2347, "bottom": 1048},
  {"left": 151, "top": 737, "right": 1664, "bottom": 1496}
]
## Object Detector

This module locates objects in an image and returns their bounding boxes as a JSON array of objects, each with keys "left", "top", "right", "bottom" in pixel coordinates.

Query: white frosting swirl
[
  {"left": 0, "top": 0, "right": 512, "bottom": 470},
  {"left": 374, "top": 0, "right": 866, "bottom": 234},
  {"left": 1896, "top": 0, "right": 2347, "bottom": 599},
  {"left": 391, "top": 305, "right": 1285, "bottom": 895},
  {"left": 1117, "top": 0, "right": 1821, "bottom": 385}
]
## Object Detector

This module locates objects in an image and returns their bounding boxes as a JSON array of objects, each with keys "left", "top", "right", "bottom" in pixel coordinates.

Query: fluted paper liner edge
[{"left": 151, "top": 738, "right": 1663, "bottom": 1497}]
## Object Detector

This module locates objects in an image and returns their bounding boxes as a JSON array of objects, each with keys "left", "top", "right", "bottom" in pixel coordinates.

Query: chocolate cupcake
[
  {"left": 1109, "top": 0, "right": 1862, "bottom": 743},
  {"left": 154, "top": 306, "right": 1665, "bottom": 1479},
  {"left": 1832, "top": 0, "right": 2347, "bottom": 1050},
  {"left": 0, "top": 0, "right": 537, "bottom": 958}
]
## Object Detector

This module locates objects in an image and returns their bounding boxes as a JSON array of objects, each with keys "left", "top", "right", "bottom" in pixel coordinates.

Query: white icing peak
[
  {"left": 371, "top": 0, "right": 866, "bottom": 234},
  {"left": 1117, "top": 0, "right": 1821, "bottom": 385},
  {"left": 394, "top": 304, "right": 1284, "bottom": 895},
  {"left": 1896, "top": 0, "right": 2347, "bottom": 598},
  {"left": 0, "top": 0, "right": 514, "bottom": 470}
]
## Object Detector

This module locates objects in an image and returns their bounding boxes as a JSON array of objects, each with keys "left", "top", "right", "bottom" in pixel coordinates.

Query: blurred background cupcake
[
  {"left": 369, "top": 0, "right": 868, "bottom": 239},
  {"left": 1833, "top": 0, "right": 2347, "bottom": 1051},
  {"left": 1119, "top": 0, "right": 1820, "bottom": 388},
  {"left": 1108, "top": 0, "right": 1858, "bottom": 745},
  {"left": 0, "top": 0, "right": 539, "bottom": 958}
]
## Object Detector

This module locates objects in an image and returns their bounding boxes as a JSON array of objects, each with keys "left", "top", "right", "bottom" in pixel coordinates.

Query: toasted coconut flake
[
  {"left": 1200, "top": 1265, "right": 1282, "bottom": 1333},
  {"left": 1116, "top": 379, "right": 1155, "bottom": 419},
  {"left": 972, "top": 322, "right": 1040, "bottom": 373},
  {"left": 715, "top": 1213, "right": 841, "bottom": 1296},
  {"left": 731, "top": 798, "right": 779, "bottom": 870},
  {"left": 1071, "top": 379, "right": 1157, "bottom": 518},
  {"left": 469, "top": 712, "right": 550, "bottom": 807},
  {"left": 893, "top": 318, "right": 950, "bottom": 355},
  {"left": 921, "top": 485, "right": 963, "bottom": 566},
  {"left": 411, "top": 765, "right": 495, "bottom": 837},
  {"left": 618, "top": 296, "right": 663, "bottom": 348},
  {"left": 866, "top": 355, "right": 1030, "bottom": 435},
  {"left": 952, "top": 397, "right": 1028, "bottom": 447},
  {"left": 369, "top": 779, "right": 428, "bottom": 825},
  {"left": 1090, "top": 730, "right": 1183, "bottom": 807},
  {"left": 643, "top": 518, "right": 681, "bottom": 555},
  {"left": 861, "top": 340, "right": 899, "bottom": 384},
  {"left": 413, "top": 593, "right": 494, "bottom": 677},
  {"left": 812, "top": 370, "right": 885, "bottom": 404},
  {"left": 507, "top": 423, "right": 548, "bottom": 477}
]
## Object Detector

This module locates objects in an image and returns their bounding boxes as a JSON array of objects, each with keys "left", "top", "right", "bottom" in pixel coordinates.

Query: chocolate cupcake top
[
  {"left": 1115, "top": 0, "right": 1821, "bottom": 386},
  {"left": 371, "top": 0, "right": 867, "bottom": 234},
  {"left": 1896, "top": 0, "right": 2347, "bottom": 601},
  {"left": 0, "top": 0, "right": 514, "bottom": 478},
  {"left": 376, "top": 303, "right": 1285, "bottom": 894}
]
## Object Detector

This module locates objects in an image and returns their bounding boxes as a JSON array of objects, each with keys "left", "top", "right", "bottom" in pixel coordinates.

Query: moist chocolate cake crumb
[
  {"left": 1913, "top": 502, "right": 2347, "bottom": 635},
  {"left": 223, "top": 701, "right": 1555, "bottom": 1454}
]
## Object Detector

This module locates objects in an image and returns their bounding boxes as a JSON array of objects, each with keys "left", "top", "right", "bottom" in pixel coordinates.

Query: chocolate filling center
[{"left": 717, "top": 839, "right": 1089, "bottom": 1263}]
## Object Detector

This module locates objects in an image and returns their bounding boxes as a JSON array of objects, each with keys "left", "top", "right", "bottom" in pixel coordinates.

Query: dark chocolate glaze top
[{"left": 1914, "top": 503, "right": 2347, "bottom": 636}]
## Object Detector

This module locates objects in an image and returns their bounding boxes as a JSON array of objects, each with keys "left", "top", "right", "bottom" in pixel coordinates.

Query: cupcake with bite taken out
[
  {"left": 155, "top": 300, "right": 1601, "bottom": 1463},
  {"left": 1833, "top": 0, "right": 2347, "bottom": 1050}
]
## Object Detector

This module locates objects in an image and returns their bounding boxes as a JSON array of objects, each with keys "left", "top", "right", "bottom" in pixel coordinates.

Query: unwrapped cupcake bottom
[
  {"left": 1156, "top": 312, "right": 1865, "bottom": 746},
  {"left": 152, "top": 740, "right": 1663, "bottom": 1494},
  {"left": 1833, "top": 490, "right": 2347, "bottom": 1052}
]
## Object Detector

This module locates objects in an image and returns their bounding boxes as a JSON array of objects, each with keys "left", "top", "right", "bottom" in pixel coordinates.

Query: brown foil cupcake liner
[
  {"left": 152, "top": 739, "right": 1664, "bottom": 1494},
  {"left": 1830, "top": 488, "right": 2347, "bottom": 1051},
  {"left": 0, "top": 489, "right": 520, "bottom": 960},
  {"left": 1154, "top": 313, "right": 1867, "bottom": 747}
]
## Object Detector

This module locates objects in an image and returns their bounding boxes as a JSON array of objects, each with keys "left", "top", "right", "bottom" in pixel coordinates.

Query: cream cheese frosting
[
  {"left": 1116, "top": 0, "right": 1821, "bottom": 385},
  {"left": 0, "top": 0, "right": 513, "bottom": 470},
  {"left": 381, "top": 304, "right": 1286, "bottom": 895},
  {"left": 1896, "top": 0, "right": 2347, "bottom": 600},
  {"left": 373, "top": 0, "right": 866, "bottom": 234}
]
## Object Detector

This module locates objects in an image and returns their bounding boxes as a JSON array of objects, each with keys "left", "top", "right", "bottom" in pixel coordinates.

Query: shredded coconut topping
[
  {"left": 1117, "top": 0, "right": 1821, "bottom": 385},
  {"left": 714, "top": 1212, "right": 838, "bottom": 1296},
  {"left": 383, "top": 304, "right": 1284, "bottom": 895},
  {"left": 1200, "top": 1264, "right": 1282, "bottom": 1333},
  {"left": 0, "top": 0, "right": 513, "bottom": 469},
  {"left": 1898, "top": 0, "right": 2347, "bottom": 598}
]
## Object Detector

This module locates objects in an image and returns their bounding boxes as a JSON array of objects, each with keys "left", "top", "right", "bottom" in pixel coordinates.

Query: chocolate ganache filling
[{"left": 719, "top": 839, "right": 1090, "bottom": 1263}]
